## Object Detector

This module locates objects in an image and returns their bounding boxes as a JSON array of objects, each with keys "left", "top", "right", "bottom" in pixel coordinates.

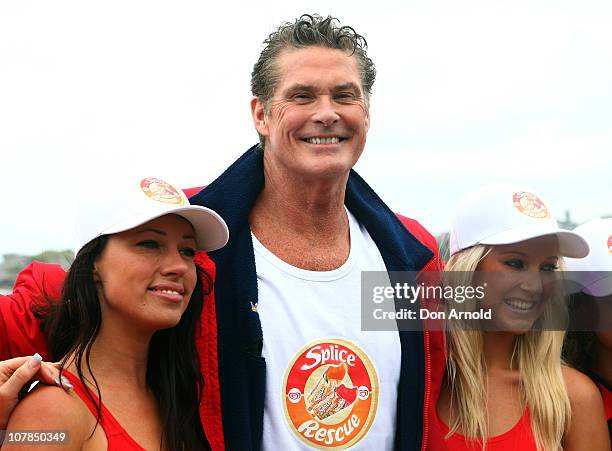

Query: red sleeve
[
  {"left": 395, "top": 214, "right": 445, "bottom": 271},
  {"left": 194, "top": 252, "right": 225, "bottom": 451},
  {"left": 395, "top": 213, "right": 448, "bottom": 451},
  {"left": 183, "top": 186, "right": 205, "bottom": 198},
  {"left": 0, "top": 262, "right": 65, "bottom": 360}
]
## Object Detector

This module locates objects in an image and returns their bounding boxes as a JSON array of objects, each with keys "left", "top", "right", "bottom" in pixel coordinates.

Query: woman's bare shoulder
[
  {"left": 562, "top": 365, "right": 604, "bottom": 405},
  {"left": 5, "top": 384, "right": 94, "bottom": 448},
  {"left": 561, "top": 366, "right": 610, "bottom": 451}
]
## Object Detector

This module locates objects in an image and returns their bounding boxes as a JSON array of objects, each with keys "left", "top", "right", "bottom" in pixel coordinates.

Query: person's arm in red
[
  {"left": 0, "top": 262, "right": 66, "bottom": 360},
  {"left": 395, "top": 214, "right": 448, "bottom": 451}
]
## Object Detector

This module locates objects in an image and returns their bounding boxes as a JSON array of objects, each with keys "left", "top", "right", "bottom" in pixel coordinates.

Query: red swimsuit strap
[{"left": 61, "top": 370, "right": 145, "bottom": 450}]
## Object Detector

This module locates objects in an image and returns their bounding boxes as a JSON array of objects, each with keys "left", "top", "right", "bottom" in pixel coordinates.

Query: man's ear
[{"left": 251, "top": 97, "right": 269, "bottom": 137}]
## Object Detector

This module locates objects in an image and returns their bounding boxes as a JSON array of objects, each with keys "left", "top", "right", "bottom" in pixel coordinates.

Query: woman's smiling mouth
[
  {"left": 503, "top": 297, "right": 539, "bottom": 312},
  {"left": 148, "top": 283, "right": 185, "bottom": 303}
]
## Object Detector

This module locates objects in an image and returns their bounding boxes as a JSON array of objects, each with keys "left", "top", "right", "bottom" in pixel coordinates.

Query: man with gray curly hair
[
  {"left": 250, "top": 14, "right": 376, "bottom": 151},
  {"left": 191, "top": 13, "right": 445, "bottom": 450}
]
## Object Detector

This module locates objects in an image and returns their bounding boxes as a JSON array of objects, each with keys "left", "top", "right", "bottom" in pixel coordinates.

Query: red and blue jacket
[{"left": 189, "top": 146, "right": 446, "bottom": 451}]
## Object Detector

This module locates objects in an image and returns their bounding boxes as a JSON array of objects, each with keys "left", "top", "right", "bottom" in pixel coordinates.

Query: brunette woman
[{"left": 4, "top": 177, "right": 228, "bottom": 450}]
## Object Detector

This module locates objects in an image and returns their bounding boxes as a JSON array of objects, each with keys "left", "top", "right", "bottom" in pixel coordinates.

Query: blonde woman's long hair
[{"left": 443, "top": 245, "right": 571, "bottom": 451}]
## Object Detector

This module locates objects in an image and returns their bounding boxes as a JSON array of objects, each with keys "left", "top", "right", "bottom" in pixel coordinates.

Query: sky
[{"left": 1, "top": 0, "right": 611, "bottom": 258}]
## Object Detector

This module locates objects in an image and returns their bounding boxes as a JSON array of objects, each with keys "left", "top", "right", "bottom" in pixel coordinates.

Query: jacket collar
[{"left": 190, "top": 144, "right": 433, "bottom": 270}]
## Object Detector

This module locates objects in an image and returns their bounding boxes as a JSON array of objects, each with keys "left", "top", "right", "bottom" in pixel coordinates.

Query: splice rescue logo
[
  {"left": 282, "top": 339, "right": 378, "bottom": 449},
  {"left": 140, "top": 177, "right": 185, "bottom": 205},
  {"left": 512, "top": 191, "right": 549, "bottom": 219}
]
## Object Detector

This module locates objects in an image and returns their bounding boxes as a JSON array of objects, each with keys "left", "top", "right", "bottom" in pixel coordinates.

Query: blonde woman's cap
[
  {"left": 75, "top": 176, "right": 229, "bottom": 252},
  {"left": 564, "top": 218, "right": 612, "bottom": 297},
  {"left": 449, "top": 184, "right": 589, "bottom": 258}
]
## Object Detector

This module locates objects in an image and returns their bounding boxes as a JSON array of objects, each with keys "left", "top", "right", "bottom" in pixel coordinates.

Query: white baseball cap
[
  {"left": 75, "top": 176, "right": 228, "bottom": 252},
  {"left": 449, "top": 184, "right": 588, "bottom": 258},
  {"left": 564, "top": 218, "right": 612, "bottom": 297}
]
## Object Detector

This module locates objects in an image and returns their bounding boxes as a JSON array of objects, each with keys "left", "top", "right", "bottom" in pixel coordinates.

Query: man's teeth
[
  {"left": 306, "top": 137, "right": 340, "bottom": 144},
  {"left": 152, "top": 289, "right": 180, "bottom": 295},
  {"left": 504, "top": 298, "right": 536, "bottom": 311}
]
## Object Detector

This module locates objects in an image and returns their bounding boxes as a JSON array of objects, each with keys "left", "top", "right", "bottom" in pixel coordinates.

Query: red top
[
  {"left": 435, "top": 409, "right": 537, "bottom": 451},
  {"left": 61, "top": 370, "right": 145, "bottom": 450},
  {"left": 598, "top": 382, "right": 612, "bottom": 422}
]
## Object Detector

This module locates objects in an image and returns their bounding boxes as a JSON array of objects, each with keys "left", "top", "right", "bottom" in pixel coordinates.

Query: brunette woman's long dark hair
[
  {"left": 562, "top": 291, "right": 600, "bottom": 375},
  {"left": 36, "top": 235, "right": 211, "bottom": 450}
]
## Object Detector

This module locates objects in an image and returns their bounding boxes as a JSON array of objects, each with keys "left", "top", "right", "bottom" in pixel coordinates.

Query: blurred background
[{"left": 1, "top": 0, "right": 611, "bottom": 290}]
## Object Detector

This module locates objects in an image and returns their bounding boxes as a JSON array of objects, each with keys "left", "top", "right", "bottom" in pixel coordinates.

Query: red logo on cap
[
  {"left": 140, "top": 178, "right": 185, "bottom": 205},
  {"left": 512, "top": 192, "right": 549, "bottom": 219},
  {"left": 608, "top": 233, "right": 612, "bottom": 254}
]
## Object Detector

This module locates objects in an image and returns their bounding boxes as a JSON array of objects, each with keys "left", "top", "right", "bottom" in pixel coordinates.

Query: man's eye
[
  {"left": 137, "top": 240, "right": 159, "bottom": 249},
  {"left": 504, "top": 259, "right": 524, "bottom": 269},
  {"left": 181, "top": 247, "right": 196, "bottom": 258},
  {"left": 335, "top": 92, "right": 356, "bottom": 101},
  {"left": 292, "top": 93, "right": 313, "bottom": 102}
]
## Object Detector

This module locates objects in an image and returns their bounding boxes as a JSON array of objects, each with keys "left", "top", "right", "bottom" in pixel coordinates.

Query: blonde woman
[{"left": 434, "top": 185, "right": 610, "bottom": 450}]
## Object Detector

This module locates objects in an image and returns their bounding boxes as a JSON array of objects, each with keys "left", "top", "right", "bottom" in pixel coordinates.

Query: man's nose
[{"left": 312, "top": 96, "right": 340, "bottom": 126}]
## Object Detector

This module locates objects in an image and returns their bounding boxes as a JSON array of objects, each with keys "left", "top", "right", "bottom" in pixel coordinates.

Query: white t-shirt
[{"left": 255, "top": 210, "right": 401, "bottom": 450}]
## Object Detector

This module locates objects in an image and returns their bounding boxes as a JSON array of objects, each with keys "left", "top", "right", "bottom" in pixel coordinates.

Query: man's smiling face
[{"left": 252, "top": 46, "right": 370, "bottom": 182}]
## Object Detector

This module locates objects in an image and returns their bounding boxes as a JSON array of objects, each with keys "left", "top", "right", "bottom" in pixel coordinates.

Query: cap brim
[
  {"left": 583, "top": 275, "right": 612, "bottom": 297},
  {"left": 563, "top": 272, "right": 612, "bottom": 297},
  {"left": 171, "top": 206, "right": 229, "bottom": 252},
  {"left": 102, "top": 206, "right": 229, "bottom": 252},
  {"left": 480, "top": 226, "right": 589, "bottom": 258}
]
